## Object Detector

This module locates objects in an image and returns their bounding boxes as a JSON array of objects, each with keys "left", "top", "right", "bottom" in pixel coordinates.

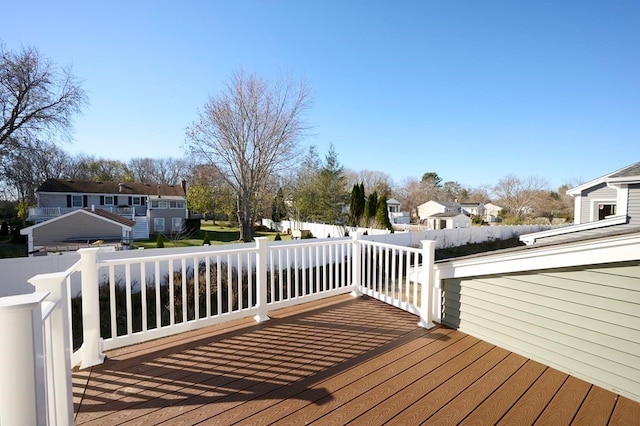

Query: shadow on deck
[{"left": 73, "top": 295, "right": 640, "bottom": 425}]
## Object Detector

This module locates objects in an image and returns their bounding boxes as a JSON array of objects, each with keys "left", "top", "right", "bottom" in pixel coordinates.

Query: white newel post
[
  {"left": 29, "top": 272, "right": 75, "bottom": 425},
  {"left": 254, "top": 237, "right": 270, "bottom": 323},
  {"left": 350, "top": 233, "right": 363, "bottom": 297},
  {"left": 0, "top": 292, "right": 48, "bottom": 426},
  {"left": 78, "top": 248, "right": 106, "bottom": 368},
  {"left": 418, "top": 240, "right": 436, "bottom": 329}
]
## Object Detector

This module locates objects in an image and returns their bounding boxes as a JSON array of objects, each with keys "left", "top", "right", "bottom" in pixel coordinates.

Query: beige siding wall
[
  {"left": 441, "top": 261, "right": 640, "bottom": 402},
  {"left": 628, "top": 184, "right": 640, "bottom": 224},
  {"left": 579, "top": 183, "right": 617, "bottom": 223},
  {"left": 33, "top": 214, "right": 123, "bottom": 245}
]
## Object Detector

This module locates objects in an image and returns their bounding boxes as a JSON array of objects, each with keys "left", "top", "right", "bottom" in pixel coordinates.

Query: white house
[
  {"left": 386, "top": 198, "right": 411, "bottom": 224},
  {"left": 417, "top": 200, "right": 471, "bottom": 229},
  {"left": 484, "top": 202, "right": 503, "bottom": 223}
]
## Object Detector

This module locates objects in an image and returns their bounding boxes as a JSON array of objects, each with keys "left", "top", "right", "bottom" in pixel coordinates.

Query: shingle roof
[
  {"left": 37, "top": 179, "right": 185, "bottom": 197},
  {"left": 609, "top": 162, "right": 640, "bottom": 178},
  {"left": 86, "top": 208, "right": 136, "bottom": 227}
]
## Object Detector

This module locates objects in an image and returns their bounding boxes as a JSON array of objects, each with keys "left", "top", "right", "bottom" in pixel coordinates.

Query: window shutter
[
  {"left": 100, "top": 196, "right": 104, "bottom": 205},
  {"left": 67, "top": 195, "right": 72, "bottom": 207},
  {"left": 128, "top": 196, "right": 132, "bottom": 205},
  {"left": 114, "top": 196, "right": 119, "bottom": 205},
  {"left": 141, "top": 197, "right": 145, "bottom": 206},
  {"left": 83, "top": 195, "right": 88, "bottom": 207}
]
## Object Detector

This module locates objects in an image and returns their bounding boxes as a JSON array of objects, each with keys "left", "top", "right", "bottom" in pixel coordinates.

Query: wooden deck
[{"left": 73, "top": 295, "right": 640, "bottom": 425}]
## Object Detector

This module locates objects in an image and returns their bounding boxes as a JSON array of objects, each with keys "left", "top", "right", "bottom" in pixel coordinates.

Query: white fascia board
[
  {"left": 518, "top": 215, "right": 628, "bottom": 245},
  {"left": 436, "top": 232, "right": 640, "bottom": 280}
]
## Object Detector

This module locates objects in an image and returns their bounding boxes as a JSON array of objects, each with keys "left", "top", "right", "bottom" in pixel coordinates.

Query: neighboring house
[
  {"left": 484, "top": 202, "right": 503, "bottom": 223},
  {"left": 417, "top": 200, "right": 461, "bottom": 222},
  {"left": 28, "top": 179, "right": 188, "bottom": 241},
  {"left": 386, "top": 198, "right": 411, "bottom": 225},
  {"left": 417, "top": 200, "right": 470, "bottom": 229},
  {"left": 20, "top": 207, "right": 135, "bottom": 255},
  {"left": 567, "top": 161, "right": 640, "bottom": 225},
  {"left": 460, "top": 202, "right": 485, "bottom": 220}
]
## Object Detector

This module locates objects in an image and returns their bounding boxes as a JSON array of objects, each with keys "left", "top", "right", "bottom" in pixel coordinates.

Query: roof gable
[
  {"left": 21, "top": 208, "right": 134, "bottom": 234},
  {"left": 567, "top": 161, "right": 640, "bottom": 195}
]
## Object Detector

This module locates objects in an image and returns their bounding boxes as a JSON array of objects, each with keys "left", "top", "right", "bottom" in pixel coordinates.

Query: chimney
[
  {"left": 181, "top": 179, "right": 187, "bottom": 195},
  {"left": 157, "top": 184, "right": 161, "bottom": 198},
  {"left": 119, "top": 183, "right": 124, "bottom": 193}
]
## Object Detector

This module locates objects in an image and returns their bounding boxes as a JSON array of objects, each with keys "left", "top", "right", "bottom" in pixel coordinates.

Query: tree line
[{"left": 1, "top": 41, "right": 575, "bottom": 240}]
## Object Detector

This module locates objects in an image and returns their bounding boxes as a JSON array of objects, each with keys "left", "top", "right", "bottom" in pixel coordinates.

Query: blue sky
[{"left": 3, "top": 1, "right": 639, "bottom": 190}]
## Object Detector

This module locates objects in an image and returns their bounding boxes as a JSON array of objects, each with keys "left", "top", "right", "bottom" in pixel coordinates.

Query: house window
[
  {"left": 172, "top": 217, "right": 183, "bottom": 232},
  {"left": 154, "top": 218, "right": 165, "bottom": 233},
  {"left": 169, "top": 201, "right": 185, "bottom": 209},
  {"left": 132, "top": 196, "right": 141, "bottom": 206},
  {"left": 151, "top": 200, "right": 168, "bottom": 209},
  {"left": 598, "top": 203, "right": 616, "bottom": 220},
  {"left": 71, "top": 195, "right": 83, "bottom": 207},
  {"left": 104, "top": 196, "right": 114, "bottom": 205}
]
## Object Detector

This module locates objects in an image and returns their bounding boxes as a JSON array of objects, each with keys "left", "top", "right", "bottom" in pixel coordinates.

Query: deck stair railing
[{"left": 0, "top": 234, "right": 436, "bottom": 424}]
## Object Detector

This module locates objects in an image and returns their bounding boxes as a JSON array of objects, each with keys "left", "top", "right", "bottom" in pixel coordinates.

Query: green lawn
[{"left": 133, "top": 221, "right": 291, "bottom": 249}]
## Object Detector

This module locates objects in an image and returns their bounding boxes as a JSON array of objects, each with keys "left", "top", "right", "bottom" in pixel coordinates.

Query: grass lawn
[{"left": 133, "top": 221, "right": 291, "bottom": 249}]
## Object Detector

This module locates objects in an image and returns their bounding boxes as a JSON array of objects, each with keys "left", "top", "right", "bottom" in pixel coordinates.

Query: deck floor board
[{"left": 73, "top": 294, "right": 640, "bottom": 425}]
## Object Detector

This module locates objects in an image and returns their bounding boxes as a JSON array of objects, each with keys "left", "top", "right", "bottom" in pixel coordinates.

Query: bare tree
[
  {"left": 395, "top": 177, "right": 429, "bottom": 220},
  {"left": 344, "top": 168, "right": 393, "bottom": 197},
  {"left": 493, "top": 174, "right": 550, "bottom": 218},
  {"left": 1, "top": 138, "right": 71, "bottom": 203},
  {"left": 128, "top": 157, "right": 189, "bottom": 184},
  {"left": 0, "top": 43, "right": 86, "bottom": 156},
  {"left": 186, "top": 71, "right": 311, "bottom": 241}
]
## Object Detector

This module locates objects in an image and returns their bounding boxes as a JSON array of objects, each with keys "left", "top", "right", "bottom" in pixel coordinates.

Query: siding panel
[
  {"left": 441, "top": 261, "right": 640, "bottom": 403},
  {"left": 580, "top": 183, "right": 617, "bottom": 223},
  {"left": 628, "top": 184, "right": 640, "bottom": 224}
]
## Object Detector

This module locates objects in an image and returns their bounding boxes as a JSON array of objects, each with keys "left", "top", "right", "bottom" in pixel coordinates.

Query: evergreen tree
[
  {"left": 376, "top": 194, "right": 394, "bottom": 231},
  {"left": 293, "top": 146, "right": 322, "bottom": 222},
  {"left": 364, "top": 191, "right": 378, "bottom": 226},
  {"left": 349, "top": 182, "right": 366, "bottom": 226},
  {"left": 271, "top": 187, "right": 287, "bottom": 222},
  {"left": 317, "top": 144, "right": 347, "bottom": 224}
]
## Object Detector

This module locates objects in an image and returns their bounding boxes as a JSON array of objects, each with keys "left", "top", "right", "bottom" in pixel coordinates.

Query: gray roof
[
  {"left": 37, "top": 179, "right": 185, "bottom": 197},
  {"left": 609, "top": 162, "right": 640, "bottom": 178},
  {"left": 430, "top": 212, "right": 465, "bottom": 218}
]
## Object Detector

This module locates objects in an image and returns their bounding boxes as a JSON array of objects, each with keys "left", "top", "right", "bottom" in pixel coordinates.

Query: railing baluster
[
  {"left": 126, "top": 263, "right": 132, "bottom": 335},
  {"left": 169, "top": 259, "right": 175, "bottom": 325},
  {"left": 141, "top": 262, "right": 147, "bottom": 331},
  {"left": 154, "top": 260, "right": 161, "bottom": 328},
  {"left": 109, "top": 265, "right": 116, "bottom": 338},
  {"left": 181, "top": 258, "right": 187, "bottom": 323},
  {"left": 194, "top": 256, "right": 199, "bottom": 320}
]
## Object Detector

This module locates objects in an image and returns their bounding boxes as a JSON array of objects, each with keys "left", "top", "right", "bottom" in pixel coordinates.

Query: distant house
[
  {"left": 484, "top": 202, "right": 503, "bottom": 223},
  {"left": 27, "top": 179, "right": 188, "bottom": 242},
  {"left": 567, "top": 161, "right": 640, "bottom": 225},
  {"left": 386, "top": 198, "right": 411, "bottom": 225},
  {"left": 417, "top": 200, "right": 471, "bottom": 229},
  {"left": 460, "top": 202, "right": 485, "bottom": 220}
]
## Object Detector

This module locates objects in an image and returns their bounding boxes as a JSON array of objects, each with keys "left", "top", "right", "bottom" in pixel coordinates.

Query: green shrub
[
  {"left": 274, "top": 233, "right": 282, "bottom": 241},
  {"left": 203, "top": 231, "right": 211, "bottom": 245},
  {"left": 156, "top": 234, "right": 164, "bottom": 248}
]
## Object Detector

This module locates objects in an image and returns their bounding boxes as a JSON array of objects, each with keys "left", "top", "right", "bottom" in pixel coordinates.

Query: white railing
[
  {"left": 29, "top": 206, "right": 138, "bottom": 219},
  {"left": 359, "top": 239, "right": 435, "bottom": 328},
  {"left": 1, "top": 234, "right": 437, "bottom": 422},
  {"left": 0, "top": 281, "right": 76, "bottom": 424}
]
